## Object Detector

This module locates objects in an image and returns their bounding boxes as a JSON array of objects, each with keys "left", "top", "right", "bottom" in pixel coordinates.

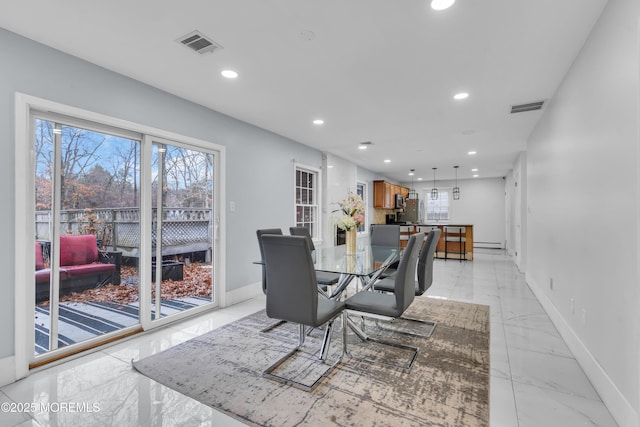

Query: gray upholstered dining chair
[
  {"left": 342, "top": 233, "right": 423, "bottom": 372},
  {"left": 289, "top": 226, "right": 341, "bottom": 289},
  {"left": 256, "top": 228, "right": 283, "bottom": 294},
  {"left": 261, "top": 234, "right": 345, "bottom": 391},
  {"left": 373, "top": 228, "right": 441, "bottom": 338},
  {"left": 369, "top": 224, "right": 401, "bottom": 278},
  {"left": 370, "top": 224, "right": 401, "bottom": 246},
  {"left": 256, "top": 228, "right": 286, "bottom": 333},
  {"left": 415, "top": 228, "right": 441, "bottom": 296}
]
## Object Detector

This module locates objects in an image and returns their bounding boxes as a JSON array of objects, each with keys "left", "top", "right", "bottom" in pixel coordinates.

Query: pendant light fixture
[
  {"left": 453, "top": 165, "right": 460, "bottom": 200},
  {"left": 431, "top": 168, "right": 439, "bottom": 200},
  {"left": 408, "top": 169, "right": 418, "bottom": 199}
]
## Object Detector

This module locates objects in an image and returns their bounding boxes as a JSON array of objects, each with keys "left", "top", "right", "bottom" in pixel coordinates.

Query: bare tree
[{"left": 35, "top": 118, "right": 213, "bottom": 212}]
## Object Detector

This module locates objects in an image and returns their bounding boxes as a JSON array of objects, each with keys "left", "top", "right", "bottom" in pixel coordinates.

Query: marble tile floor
[{"left": 0, "top": 250, "right": 617, "bottom": 426}]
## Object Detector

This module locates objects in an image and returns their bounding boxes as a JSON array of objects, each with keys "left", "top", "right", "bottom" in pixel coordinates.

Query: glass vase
[{"left": 345, "top": 228, "right": 357, "bottom": 255}]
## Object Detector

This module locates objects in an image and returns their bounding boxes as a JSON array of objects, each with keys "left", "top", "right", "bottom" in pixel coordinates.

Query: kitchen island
[{"left": 398, "top": 224, "right": 474, "bottom": 260}]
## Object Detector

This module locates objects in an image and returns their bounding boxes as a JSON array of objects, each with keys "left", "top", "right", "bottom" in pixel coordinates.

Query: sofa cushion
[
  {"left": 35, "top": 269, "right": 50, "bottom": 284},
  {"left": 35, "top": 268, "right": 69, "bottom": 284},
  {"left": 59, "top": 235, "right": 99, "bottom": 266},
  {"left": 64, "top": 263, "right": 115, "bottom": 278}
]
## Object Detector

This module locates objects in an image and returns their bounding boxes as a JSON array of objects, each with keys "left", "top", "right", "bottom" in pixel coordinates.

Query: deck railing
[{"left": 35, "top": 208, "right": 212, "bottom": 258}]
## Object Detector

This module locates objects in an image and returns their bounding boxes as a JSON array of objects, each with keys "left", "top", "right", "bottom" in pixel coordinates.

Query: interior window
[
  {"left": 425, "top": 189, "right": 450, "bottom": 222},
  {"left": 356, "top": 182, "right": 366, "bottom": 233},
  {"left": 295, "top": 167, "right": 319, "bottom": 238}
]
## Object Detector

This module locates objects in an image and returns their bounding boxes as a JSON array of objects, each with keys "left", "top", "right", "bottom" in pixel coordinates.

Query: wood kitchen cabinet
[{"left": 373, "top": 180, "right": 409, "bottom": 209}]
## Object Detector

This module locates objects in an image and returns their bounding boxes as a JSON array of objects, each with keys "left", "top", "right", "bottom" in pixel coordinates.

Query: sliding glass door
[
  {"left": 33, "top": 117, "right": 141, "bottom": 355},
  {"left": 149, "top": 140, "right": 216, "bottom": 322},
  {"left": 30, "top": 111, "right": 219, "bottom": 362}
]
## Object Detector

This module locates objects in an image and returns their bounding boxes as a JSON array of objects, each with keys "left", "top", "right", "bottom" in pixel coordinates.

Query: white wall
[
  {"left": 408, "top": 177, "right": 506, "bottom": 248},
  {"left": 321, "top": 156, "right": 396, "bottom": 245},
  {"left": 357, "top": 166, "right": 394, "bottom": 237},
  {"left": 322, "top": 153, "right": 358, "bottom": 245},
  {"left": 0, "top": 28, "right": 323, "bottom": 362},
  {"left": 525, "top": 0, "right": 639, "bottom": 423},
  {"left": 506, "top": 152, "right": 527, "bottom": 271},
  {"left": 0, "top": 28, "right": 397, "bottom": 370}
]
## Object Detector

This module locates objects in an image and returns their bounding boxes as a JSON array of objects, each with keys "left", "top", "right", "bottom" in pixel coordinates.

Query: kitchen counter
[{"left": 397, "top": 224, "right": 473, "bottom": 260}]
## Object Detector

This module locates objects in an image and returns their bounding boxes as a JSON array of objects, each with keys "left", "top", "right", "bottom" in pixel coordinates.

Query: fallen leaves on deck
[{"left": 39, "top": 262, "right": 213, "bottom": 306}]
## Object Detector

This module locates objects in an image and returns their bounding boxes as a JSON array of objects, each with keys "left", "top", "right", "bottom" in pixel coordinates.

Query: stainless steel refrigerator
[{"left": 404, "top": 197, "right": 420, "bottom": 223}]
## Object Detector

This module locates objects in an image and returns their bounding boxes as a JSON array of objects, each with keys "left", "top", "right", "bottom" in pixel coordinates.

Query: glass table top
[{"left": 312, "top": 245, "right": 401, "bottom": 276}]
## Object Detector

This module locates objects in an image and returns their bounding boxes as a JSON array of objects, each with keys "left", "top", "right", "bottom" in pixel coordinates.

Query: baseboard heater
[{"left": 474, "top": 242, "right": 504, "bottom": 249}]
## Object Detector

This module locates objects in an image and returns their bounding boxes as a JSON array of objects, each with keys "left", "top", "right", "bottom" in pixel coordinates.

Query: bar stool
[
  {"left": 444, "top": 226, "right": 466, "bottom": 262},
  {"left": 416, "top": 226, "right": 439, "bottom": 241}
]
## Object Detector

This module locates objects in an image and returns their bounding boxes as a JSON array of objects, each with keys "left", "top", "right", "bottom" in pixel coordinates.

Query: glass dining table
[
  {"left": 255, "top": 241, "right": 403, "bottom": 362},
  {"left": 254, "top": 242, "right": 401, "bottom": 299},
  {"left": 311, "top": 244, "right": 401, "bottom": 299},
  {"left": 313, "top": 244, "right": 409, "bottom": 366}
]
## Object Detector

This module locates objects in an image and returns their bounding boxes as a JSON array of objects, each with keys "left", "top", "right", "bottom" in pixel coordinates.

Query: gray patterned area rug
[{"left": 132, "top": 297, "right": 489, "bottom": 427}]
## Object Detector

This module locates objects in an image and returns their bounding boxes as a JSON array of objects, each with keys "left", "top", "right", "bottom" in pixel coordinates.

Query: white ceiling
[{"left": 0, "top": 0, "right": 607, "bottom": 182}]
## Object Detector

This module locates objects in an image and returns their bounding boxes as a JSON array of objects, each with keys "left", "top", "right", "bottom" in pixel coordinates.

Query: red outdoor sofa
[{"left": 35, "top": 234, "right": 121, "bottom": 302}]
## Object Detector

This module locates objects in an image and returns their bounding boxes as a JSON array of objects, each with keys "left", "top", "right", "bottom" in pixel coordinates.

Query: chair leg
[
  {"left": 342, "top": 312, "right": 418, "bottom": 372},
  {"left": 263, "top": 318, "right": 342, "bottom": 392},
  {"left": 320, "top": 319, "right": 336, "bottom": 360},
  {"left": 373, "top": 316, "right": 437, "bottom": 339},
  {"left": 298, "top": 323, "right": 306, "bottom": 346},
  {"left": 260, "top": 319, "right": 288, "bottom": 334}
]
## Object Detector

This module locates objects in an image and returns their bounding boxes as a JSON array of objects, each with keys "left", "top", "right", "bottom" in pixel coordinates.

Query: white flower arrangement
[{"left": 335, "top": 192, "right": 365, "bottom": 231}]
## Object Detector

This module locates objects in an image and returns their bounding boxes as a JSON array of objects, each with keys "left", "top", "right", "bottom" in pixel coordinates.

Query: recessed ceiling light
[
  {"left": 471, "top": 168, "right": 478, "bottom": 172},
  {"left": 431, "top": 0, "right": 455, "bottom": 11},
  {"left": 328, "top": 165, "right": 334, "bottom": 168},
  {"left": 313, "top": 119, "right": 324, "bottom": 125},
  {"left": 473, "top": 174, "right": 479, "bottom": 178},
  {"left": 454, "top": 92, "right": 469, "bottom": 100},
  {"left": 298, "top": 29, "right": 316, "bottom": 42},
  {"left": 468, "top": 151, "right": 477, "bottom": 155},
  {"left": 384, "top": 159, "right": 391, "bottom": 163},
  {"left": 417, "top": 178, "right": 423, "bottom": 181},
  {"left": 358, "top": 145, "right": 367, "bottom": 150},
  {"left": 408, "top": 172, "right": 414, "bottom": 176},
  {"left": 221, "top": 69, "right": 238, "bottom": 79}
]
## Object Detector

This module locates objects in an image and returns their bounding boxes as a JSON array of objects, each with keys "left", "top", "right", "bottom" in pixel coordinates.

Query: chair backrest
[
  {"left": 392, "top": 233, "right": 423, "bottom": 315},
  {"left": 261, "top": 234, "right": 319, "bottom": 326},
  {"left": 417, "top": 229, "right": 441, "bottom": 295},
  {"left": 289, "top": 226, "right": 315, "bottom": 251},
  {"left": 370, "top": 224, "right": 400, "bottom": 247},
  {"left": 256, "top": 228, "right": 283, "bottom": 294}
]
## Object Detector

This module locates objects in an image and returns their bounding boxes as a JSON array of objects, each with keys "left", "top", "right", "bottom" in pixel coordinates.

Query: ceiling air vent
[
  {"left": 510, "top": 100, "right": 545, "bottom": 114},
  {"left": 176, "top": 30, "right": 222, "bottom": 55}
]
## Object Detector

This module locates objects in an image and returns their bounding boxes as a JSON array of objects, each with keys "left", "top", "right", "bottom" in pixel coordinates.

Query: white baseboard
[
  {"left": 526, "top": 275, "right": 639, "bottom": 427},
  {"left": 474, "top": 242, "right": 504, "bottom": 249},
  {"left": 223, "top": 281, "right": 262, "bottom": 307},
  {"left": 0, "top": 355, "right": 16, "bottom": 387}
]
